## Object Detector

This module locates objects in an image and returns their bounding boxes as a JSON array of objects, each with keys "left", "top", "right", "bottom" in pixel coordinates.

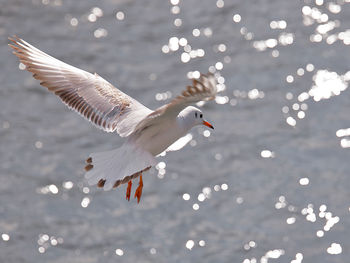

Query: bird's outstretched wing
[
  {"left": 162, "top": 73, "right": 217, "bottom": 115},
  {"left": 134, "top": 73, "right": 217, "bottom": 132},
  {"left": 9, "top": 36, "right": 152, "bottom": 137}
]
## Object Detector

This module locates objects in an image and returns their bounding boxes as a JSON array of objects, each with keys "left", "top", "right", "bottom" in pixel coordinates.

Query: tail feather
[{"left": 84, "top": 144, "right": 156, "bottom": 191}]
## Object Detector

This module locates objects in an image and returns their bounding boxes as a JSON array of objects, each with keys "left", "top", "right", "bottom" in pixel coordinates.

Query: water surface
[{"left": 1, "top": 0, "right": 349, "bottom": 262}]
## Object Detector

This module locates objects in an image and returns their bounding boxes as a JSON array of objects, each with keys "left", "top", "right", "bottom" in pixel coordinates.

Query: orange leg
[
  {"left": 134, "top": 175, "right": 143, "bottom": 203},
  {"left": 126, "top": 180, "right": 132, "bottom": 201}
]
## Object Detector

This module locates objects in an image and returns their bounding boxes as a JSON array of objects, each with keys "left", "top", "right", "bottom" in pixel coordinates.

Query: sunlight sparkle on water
[
  {"left": 309, "top": 70, "right": 348, "bottom": 101},
  {"left": 115, "top": 248, "right": 124, "bottom": 256},
  {"left": 292, "top": 103, "right": 299, "bottom": 111},
  {"left": 35, "top": 141, "right": 43, "bottom": 149},
  {"left": 286, "top": 75, "right": 294, "bottom": 83},
  {"left": 81, "top": 197, "right": 90, "bottom": 208},
  {"left": 215, "top": 153, "right": 222, "bottom": 161},
  {"left": 253, "top": 33, "right": 293, "bottom": 52},
  {"left": 217, "top": 43, "right": 226, "bottom": 52},
  {"left": 297, "top": 68, "right": 305, "bottom": 76},
  {"left": 116, "top": 11, "right": 125, "bottom": 21},
  {"left": 316, "top": 230, "right": 324, "bottom": 237},
  {"left": 340, "top": 139, "right": 350, "bottom": 148},
  {"left": 37, "top": 233, "right": 63, "bottom": 253},
  {"left": 91, "top": 7, "right": 103, "bottom": 17},
  {"left": 192, "top": 28, "right": 200, "bottom": 37},
  {"left": 292, "top": 202, "right": 341, "bottom": 235},
  {"left": 275, "top": 196, "right": 287, "bottom": 209},
  {"left": 261, "top": 249, "right": 285, "bottom": 262},
  {"left": 62, "top": 181, "right": 73, "bottom": 189},
  {"left": 216, "top": 0, "right": 224, "bottom": 8},
  {"left": 169, "top": 37, "right": 179, "bottom": 51},
  {"left": 2, "top": 234, "right": 10, "bottom": 241},
  {"left": 282, "top": 106, "right": 289, "bottom": 114},
  {"left": 155, "top": 91, "right": 172, "bottom": 101},
  {"left": 286, "top": 92, "right": 293, "bottom": 100},
  {"left": 179, "top": 38, "right": 187, "bottom": 46},
  {"left": 270, "top": 20, "right": 287, "bottom": 29},
  {"left": 271, "top": 49, "right": 279, "bottom": 57},
  {"left": 47, "top": 186, "right": 57, "bottom": 195},
  {"left": 233, "top": 14, "right": 241, "bottom": 23},
  {"left": 299, "top": 177, "right": 309, "bottom": 185},
  {"left": 161, "top": 45, "right": 170, "bottom": 54},
  {"left": 88, "top": 14, "right": 97, "bottom": 23},
  {"left": 186, "top": 240, "right": 194, "bottom": 250},
  {"left": 215, "top": 62, "right": 223, "bottom": 70},
  {"left": 70, "top": 18, "right": 78, "bottom": 26},
  {"left": 203, "top": 130, "right": 211, "bottom": 137},
  {"left": 236, "top": 197, "right": 244, "bottom": 204},
  {"left": 198, "top": 193, "right": 205, "bottom": 202},
  {"left": 297, "top": 111, "right": 305, "bottom": 119},
  {"left": 279, "top": 33, "right": 294, "bottom": 45},
  {"left": 261, "top": 150, "right": 275, "bottom": 158},
  {"left": 286, "top": 116, "right": 296, "bottom": 127},
  {"left": 215, "top": 96, "right": 229, "bottom": 104},
  {"left": 291, "top": 253, "right": 303, "bottom": 263},
  {"left": 203, "top": 27, "right": 213, "bottom": 37},
  {"left": 171, "top": 6, "right": 180, "bottom": 14},
  {"left": 202, "top": 187, "right": 212, "bottom": 198},
  {"left": 328, "top": 3, "right": 341, "bottom": 14},
  {"left": 156, "top": 162, "right": 166, "bottom": 170},
  {"left": 94, "top": 28, "right": 108, "bottom": 38},
  {"left": 327, "top": 243, "right": 342, "bottom": 255},
  {"left": 249, "top": 241, "right": 256, "bottom": 248},
  {"left": 221, "top": 183, "right": 228, "bottom": 190},
  {"left": 286, "top": 217, "right": 296, "bottom": 224},
  {"left": 336, "top": 127, "right": 350, "bottom": 148},
  {"left": 183, "top": 193, "right": 190, "bottom": 201},
  {"left": 174, "top": 18, "right": 182, "bottom": 27},
  {"left": 248, "top": 89, "right": 264, "bottom": 100}
]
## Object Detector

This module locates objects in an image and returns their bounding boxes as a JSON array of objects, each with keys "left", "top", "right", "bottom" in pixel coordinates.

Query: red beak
[{"left": 202, "top": 120, "right": 214, "bottom": 129}]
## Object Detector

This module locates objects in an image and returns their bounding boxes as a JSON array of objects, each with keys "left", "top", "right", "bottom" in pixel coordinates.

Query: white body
[
  {"left": 131, "top": 117, "right": 186, "bottom": 156},
  {"left": 86, "top": 107, "right": 201, "bottom": 190}
]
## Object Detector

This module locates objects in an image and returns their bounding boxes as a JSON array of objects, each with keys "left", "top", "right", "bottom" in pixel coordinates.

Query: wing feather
[
  {"left": 134, "top": 73, "right": 217, "bottom": 133},
  {"left": 9, "top": 36, "right": 152, "bottom": 137},
  {"left": 166, "top": 73, "right": 217, "bottom": 114}
]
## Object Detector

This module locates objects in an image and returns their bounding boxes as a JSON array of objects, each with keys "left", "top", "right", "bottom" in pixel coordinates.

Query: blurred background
[{"left": 1, "top": 0, "right": 350, "bottom": 262}]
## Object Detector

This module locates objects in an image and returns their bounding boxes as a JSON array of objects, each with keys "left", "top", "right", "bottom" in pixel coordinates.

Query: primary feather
[{"left": 9, "top": 36, "right": 152, "bottom": 137}]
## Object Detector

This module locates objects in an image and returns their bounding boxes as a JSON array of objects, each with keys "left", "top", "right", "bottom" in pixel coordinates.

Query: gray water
[{"left": 1, "top": 0, "right": 350, "bottom": 262}]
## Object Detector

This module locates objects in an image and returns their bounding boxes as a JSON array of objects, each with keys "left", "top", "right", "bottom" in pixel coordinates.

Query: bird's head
[{"left": 180, "top": 106, "right": 214, "bottom": 130}]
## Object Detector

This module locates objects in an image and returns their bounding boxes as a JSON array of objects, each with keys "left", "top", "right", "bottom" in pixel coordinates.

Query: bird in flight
[{"left": 9, "top": 36, "right": 217, "bottom": 203}]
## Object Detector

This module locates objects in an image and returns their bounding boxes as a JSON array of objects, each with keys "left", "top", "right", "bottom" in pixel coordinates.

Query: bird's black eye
[
  {"left": 200, "top": 113, "right": 203, "bottom": 118},
  {"left": 195, "top": 112, "right": 197, "bottom": 118}
]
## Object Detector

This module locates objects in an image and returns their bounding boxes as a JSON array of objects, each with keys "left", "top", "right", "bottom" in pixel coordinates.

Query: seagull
[{"left": 9, "top": 36, "right": 217, "bottom": 203}]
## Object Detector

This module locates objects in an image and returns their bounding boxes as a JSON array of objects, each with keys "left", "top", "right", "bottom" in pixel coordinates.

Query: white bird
[{"left": 9, "top": 36, "right": 217, "bottom": 203}]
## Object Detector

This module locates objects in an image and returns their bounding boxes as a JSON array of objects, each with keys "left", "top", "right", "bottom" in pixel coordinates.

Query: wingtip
[
  {"left": 8, "top": 36, "right": 22, "bottom": 49},
  {"left": 97, "top": 179, "right": 106, "bottom": 188},
  {"left": 85, "top": 164, "right": 94, "bottom": 171},
  {"left": 8, "top": 35, "right": 19, "bottom": 42}
]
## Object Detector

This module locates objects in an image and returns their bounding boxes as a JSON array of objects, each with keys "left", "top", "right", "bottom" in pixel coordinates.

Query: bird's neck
[{"left": 177, "top": 113, "right": 194, "bottom": 133}]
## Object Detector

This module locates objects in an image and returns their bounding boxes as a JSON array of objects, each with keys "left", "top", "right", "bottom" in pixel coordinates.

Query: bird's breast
[{"left": 131, "top": 119, "right": 186, "bottom": 156}]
